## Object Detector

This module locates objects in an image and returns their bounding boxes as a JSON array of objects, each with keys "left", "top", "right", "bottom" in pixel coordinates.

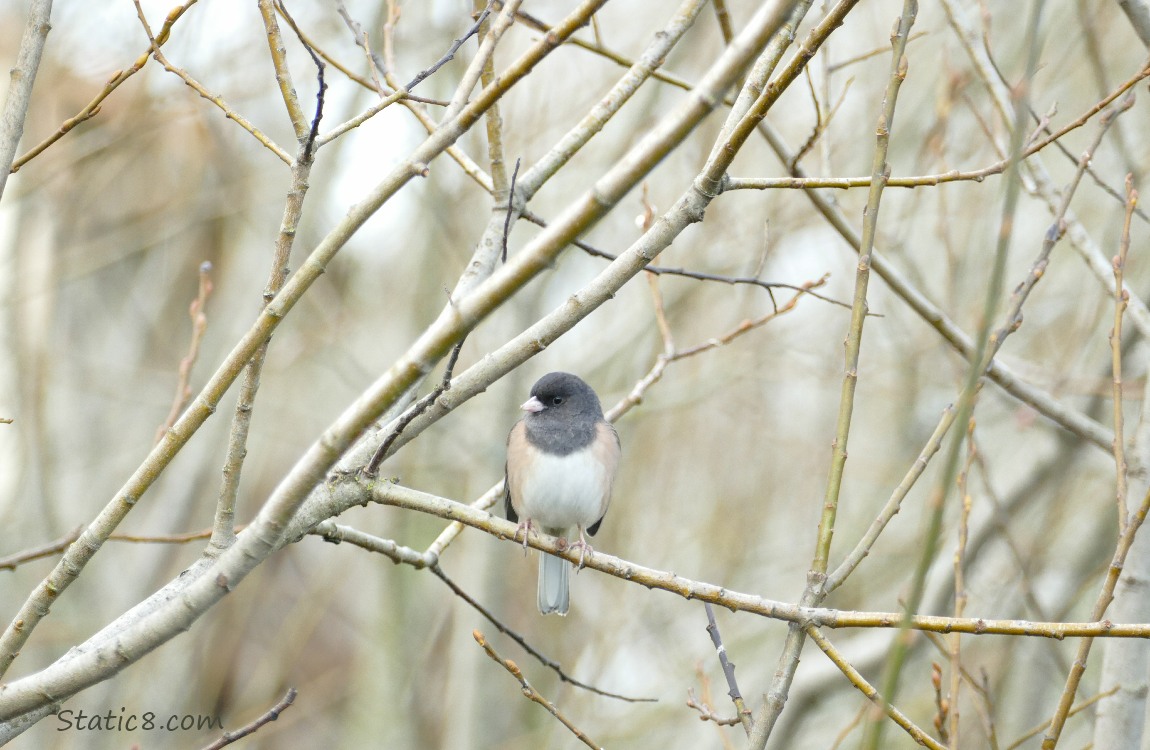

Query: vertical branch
[
  {"left": 949, "top": 422, "right": 977, "bottom": 748},
  {"left": 0, "top": 0, "right": 52, "bottom": 202},
  {"left": 1043, "top": 484, "right": 1150, "bottom": 748},
  {"left": 1111, "top": 176, "right": 1135, "bottom": 534},
  {"left": 208, "top": 23, "right": 324, "bottom": 552},
  {"left": 155, "top": 262, "right": 214, "bottom": 444},
  {"left": 821, "top": 12, "right": 916, "bottom": 750},
  {"left": 1054, "top": 179, "right": 1142, "bottom": 750},
  {"left": 257, "top": 0, "right": 308, "bottom": 139},
  {"left": 475, "top": 0, "right": 510, "bottom": 202},
  {"left": 811, "top": 5, "right": 914, "bottom": 576},
  {"left": 747, "top": 4, "right": 900, "bottom": 747},
  {"left": 712, "top": 0, "right": 735, "bottom": 44},
  {"left": 1094, "top": 177, "right": 1150, "bottom": 750},
  {"left": 861, "top": 3, "right": 1043, "bottom": 746}
]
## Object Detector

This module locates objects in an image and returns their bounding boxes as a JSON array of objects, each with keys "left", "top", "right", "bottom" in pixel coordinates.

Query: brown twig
[
  {"left": 473, "top": 630, "right": 603, "bottom": 749},
  {"left": 789, "top": 73, "right": 853, "bottom": 172},
  {"left": 155, "top": 262, "right": 213, "bottom": 444},
  {"left": 10, "top": 0, "right": 200, "bottom": 173},
  {"left": 923, "top": 632, "right": 1002, "bottom": 748},
  {"left": 686, "top": 687, "right": 742, "bottom": 727},
  {"left": 608, "top": 278, "right": 826, "bottom": 423},
  {"left": 275, "top": 2, "right": 445, "bottom": 106},
  {"left": 827, "top": 31, "right": 928, "bottom": 72},
  {"left": 948, "top": 419, "right": 977, "bottom": 747},
  {"left": 111, "top": 525, "right": 247, "bottom": 544},
  {"left": 1111, "top": 177, "right": 1138, "bottom": 534},
  {"left": 0, "top": 528, "right": 82, "bottom": 571},
  {"left": 198, "top": 687, "right": 297, "bottom": 750},
  {"left": 729, "top": 60, "right": 1150, "bottom": 194},
  {"left": 930, "top": 662, "right": 949, "bottom": 746},
  {"left": 132, "top": 0, "right": 292, "bottom": 163}
]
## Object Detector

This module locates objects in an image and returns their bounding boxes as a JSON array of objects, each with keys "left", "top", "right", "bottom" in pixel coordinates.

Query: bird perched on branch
[{"left": 505, "top": 372, "right": 621, "bottom": 616}]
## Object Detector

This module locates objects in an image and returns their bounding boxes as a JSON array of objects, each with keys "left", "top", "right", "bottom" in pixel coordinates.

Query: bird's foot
[
  {"left": 570, "top": 530, "right": 595, "bottom": 572},
  {"left": 514, "top": 519, "right": 534, "bottom": 556}
]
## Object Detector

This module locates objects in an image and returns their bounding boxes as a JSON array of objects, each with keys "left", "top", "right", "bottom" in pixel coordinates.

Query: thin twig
[
  {"left": 473, "top": 630, "right": 603, "bottom": 749},
  {"left": 711, "top": 0, "right": 734, "bottom": 43},
  {"left": 10, "top": 0, "right": 199, "bottom": 174},
  {"left": 865, "top": 4, "right": 1039, "bottom": 744},
  {"left": 806, "top": 626, "right": 946, "bottom": 750},
  {"left": 521, "top": 209, "right": 852, "bottom": 311},
  {"left": 923, "top": 632, "right": 1001, "bottom": 749},
  {"left": 501, "top": 158, "right": 521, "bottom": 263},
  {"left": 365, "top": 341, "right": 465, "bottom": 476},
  {"left": 931, "top": 662, "right": 949, "bottom": 746},
  {"left": 826, "top": 404, "right": 954, "bottom": 591},
  {"left": 155, "top": 262, "right": 213, "bottom": 444},
  {"left": 1111, "top": 177, "right": 1138, "bottom": 534},
  {"left": 132, "top": 0, "right": 292, "bottom": 164},
  {"left": 949, "top": 420, "right": 977, "bottom": 748},
  {"left": 111, "top": 526, "right": 244, "bottom": 543},
  {"left": 0, "top": 528, "right": 82, "bottom": 571},
  {"left": 827, "top": 31, "right": 928, "bottom": 72},
  {"left": 729, "top": 60, "right": 1150, "bottom": 194},
  {"left": 704, "top": 603, "right": 751, "bottom": 735},
  {"left": 335, "top": 1, "right": 389, "bottom": 86},
  {"left": 431, "top": 565, "right": 655, "bottom": 702},
  {"left": 686, "top": 687, "right": 742, "bottom": 727},
  {"left": 406, "top": 5, "right": 492, "bottom": 92},
  {"left": 444, "top": 1, "right": 510, "bottom": 121},
  {"left": 1042, "top": 181, "right": 1144, "bottom": 749},
  {"left": 275, "top": 0, "right": 326, "bottom": 159},
  {"left": 198, "top": 687, "right": 297, "bottom": 750},
  {"left": 257, "top": 0, "right": 307, "bottom": 138},
  {"left": 278, "top": 1, "right": 446, "bottom": 107},
  {"left": 1006, "top": 687, "right": 1119, "bottom": 750}
]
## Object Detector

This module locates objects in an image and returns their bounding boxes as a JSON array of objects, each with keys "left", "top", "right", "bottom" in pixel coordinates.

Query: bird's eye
[{"left": 551, "top": 396, "right": 564, "bottom": 406}]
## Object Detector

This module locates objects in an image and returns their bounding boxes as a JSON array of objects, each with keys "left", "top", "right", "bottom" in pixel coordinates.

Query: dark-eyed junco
[{"left": 505, "top": 372, "right": 621, "bottom": 616}]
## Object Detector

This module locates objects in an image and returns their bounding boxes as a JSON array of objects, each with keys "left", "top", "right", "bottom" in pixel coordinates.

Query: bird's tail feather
[{"left": 538, "top": 552, "right": 570, "bottom": 616}]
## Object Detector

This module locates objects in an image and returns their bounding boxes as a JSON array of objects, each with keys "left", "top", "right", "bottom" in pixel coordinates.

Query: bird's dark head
[{"left": 521, "top": 372, "right": 604, "bottom": 421}]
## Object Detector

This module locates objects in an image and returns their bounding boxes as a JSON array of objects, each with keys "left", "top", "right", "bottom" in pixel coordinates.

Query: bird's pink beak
[{"left": 521, "top": 396, "right": 544, "bottom": 413}]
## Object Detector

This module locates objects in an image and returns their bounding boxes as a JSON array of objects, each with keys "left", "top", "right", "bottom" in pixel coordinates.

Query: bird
[{"left": 505, "top": 372, "right": 621, "bottom": 616}]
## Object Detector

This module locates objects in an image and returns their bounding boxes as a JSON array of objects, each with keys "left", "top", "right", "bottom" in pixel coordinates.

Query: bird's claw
[
  {"left": 514, "top": 520, "right": 534, "bottom": 556},
  {"left": 570, "top": 530, "right": 595, "bottom": 572}
]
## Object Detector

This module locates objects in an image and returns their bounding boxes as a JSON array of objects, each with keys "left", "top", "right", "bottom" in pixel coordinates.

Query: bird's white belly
[{"left": 518, "top": 447, "right": 607, "bottom": 533}]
